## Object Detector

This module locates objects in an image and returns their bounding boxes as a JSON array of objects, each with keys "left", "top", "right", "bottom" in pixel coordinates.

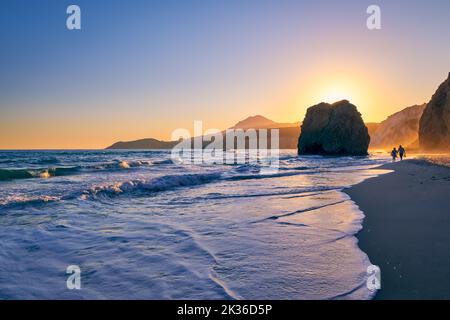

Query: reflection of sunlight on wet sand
[
  {"left": 415, "top": 154, "right": 450, "bottom": 167},
  {"left": 277, "top": 166, "right": 393, "bottom": 192},
  {"left": 276, "top": 191, "right": 363, "bottom": 234}
]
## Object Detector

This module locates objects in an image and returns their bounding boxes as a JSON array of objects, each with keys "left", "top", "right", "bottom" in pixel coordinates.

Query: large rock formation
[
  {"left": 370, "top": 104, "right": 426, "bottom": 149},
  {"left": 419, "top": 73, "right": 450, "bottom": 151},
  {"left": 298, "top": 100, "right": 370, "bottom": 155}
]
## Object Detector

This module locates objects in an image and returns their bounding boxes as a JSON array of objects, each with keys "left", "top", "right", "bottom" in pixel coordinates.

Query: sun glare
[{"left": 320, "top": 89, "right": 353, "bottom": 104}]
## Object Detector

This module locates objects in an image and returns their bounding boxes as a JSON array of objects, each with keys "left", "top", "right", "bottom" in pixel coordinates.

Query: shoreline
[{"left": 345, "top": 159, "right": 450, "bottom": 299}]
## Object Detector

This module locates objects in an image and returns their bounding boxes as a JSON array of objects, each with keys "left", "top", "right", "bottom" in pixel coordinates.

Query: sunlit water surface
[{"left": 0, "top": 150, "right": 391, "bottom": 299}]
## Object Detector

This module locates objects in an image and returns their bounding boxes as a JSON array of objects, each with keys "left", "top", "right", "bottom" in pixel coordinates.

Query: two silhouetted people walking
[{"left": 391, "top": 145, "right": 406, "bottom": 161}]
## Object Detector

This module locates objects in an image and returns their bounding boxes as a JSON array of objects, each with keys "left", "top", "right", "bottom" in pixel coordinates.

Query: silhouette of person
[
  {"left": 391, "top": 147, "right": 398, "bottom": 161},
  {"left": 398, "top": 145, "right": 406, "bottom": 160}
]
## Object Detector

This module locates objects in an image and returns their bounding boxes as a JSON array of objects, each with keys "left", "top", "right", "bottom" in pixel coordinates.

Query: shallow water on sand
[{"left": 0, "top": 150, "right": 390, "bottom": 299}]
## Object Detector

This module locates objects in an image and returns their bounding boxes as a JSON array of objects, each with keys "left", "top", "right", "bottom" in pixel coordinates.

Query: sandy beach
[{"left": 345, "top": 159, "right": 450, "bottom": 299}]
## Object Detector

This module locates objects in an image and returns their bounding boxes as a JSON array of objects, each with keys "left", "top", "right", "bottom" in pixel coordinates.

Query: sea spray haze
[{"left": 0, "top": 150, "right": 390, "bottom": 299}]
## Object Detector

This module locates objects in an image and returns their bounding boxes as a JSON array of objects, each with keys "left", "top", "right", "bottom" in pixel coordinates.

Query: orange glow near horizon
[
  {"left": 0, "top": 67, "right": 440, "bottom": 150},
  {"left": 273, "top": 65, "right": 430, "bottom": 127},
  {"left": 2, "top": 1, "right": 449, "bottom": 150},
  {"left": 319, "top": 89, "right": 355, "bottom": 105}
]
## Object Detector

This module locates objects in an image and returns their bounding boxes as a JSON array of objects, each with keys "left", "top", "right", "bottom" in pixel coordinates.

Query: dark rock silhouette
[
  {"left": 419, "top": 72, "right": 450, "bottom": 151},
  {"left": 298, "top": 100, "right": 370, "bottom": 155},
  {"left": 106, "top": 138, "right": 177, "bottom": 149}
]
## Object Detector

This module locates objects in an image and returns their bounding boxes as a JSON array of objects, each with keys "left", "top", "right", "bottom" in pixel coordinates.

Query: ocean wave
[
  {"left": 82, "top": 168, "right": 314, "bottom": 200},
  {"left": 279, "top": 166, "right": 309, "bottom": 171},
  {"left": 233, "top": 164, "right": 261, "bottom": 173},
  {"left": 0, "top": 159, "right": 157, "bottom": 181},
  {"left": 0, "top": 169, "right": 34, "bottom": 181},
  {"left": 81, "top": 173, "right": 223, "bottom": 199},
  {"left": 0, "top": 167, "right": 82, "bottom": 181},
  {"left": 31, "top": 157, "right": 60, "bottom": 165},
  {"left": 152, "top": 159, "right": 174, "bottom": 165},
  {"left": 1, "top": 168, "right": 314, "bottom": 207},
  {"left": 85, "top": 159, "right": 154, "bottom": 170},
  {"left": 40, "top": 166, "right": 81, "bottom": 178},
  {"left": 0, "top": 195, "right": 61, "bottom": 208}
]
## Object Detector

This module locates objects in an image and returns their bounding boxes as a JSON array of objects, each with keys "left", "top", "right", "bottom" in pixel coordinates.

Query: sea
[{"left": 0, "top": 149, "right": 391, "bottom": 299}]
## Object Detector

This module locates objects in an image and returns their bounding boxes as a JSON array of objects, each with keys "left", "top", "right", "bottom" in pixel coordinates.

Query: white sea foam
[{"left": 0, "top": 150, "right": 391, "bottom": 299}]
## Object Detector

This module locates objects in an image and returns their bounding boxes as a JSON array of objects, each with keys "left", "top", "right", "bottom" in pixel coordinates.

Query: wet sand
[{"left": 345, "top": 159, "right": 450, "bottom": 299}]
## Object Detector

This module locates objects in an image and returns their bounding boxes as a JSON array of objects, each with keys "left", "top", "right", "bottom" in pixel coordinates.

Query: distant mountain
[
  {"left": 229, "top": 115, "right": 300, "bottom": 149},
  {"left": 231, "top": 115, "right": 299, "bottom": 129},
  {"left": 107, "top": 115, "right": 301, "bottom": 149},
  {"left": 106, "top": 114, "right": 386, "bottom": 150},
  {"left": 106, "top": 138, "right": 177, "bottom": 150},
  {"left": 370, "top": 104, "right": 426, "bottom": 149}
]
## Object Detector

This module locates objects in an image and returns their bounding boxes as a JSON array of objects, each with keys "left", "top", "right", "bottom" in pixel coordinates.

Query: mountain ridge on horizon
[
  {"left": 230, "top": 115, "right": 300, "bottom": 129},
  {"left": 106, "top": 115, "right": 302, "bottom": 149},
  {"left": 106, "top": 107, "right": 424, "bottom": 150}
]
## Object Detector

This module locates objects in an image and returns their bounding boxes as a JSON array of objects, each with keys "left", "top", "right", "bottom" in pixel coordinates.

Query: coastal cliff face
[
  {"left": 298, "top": 100, "right": 370, "bottom": 155},
  {"left": 419, "top": 73, "right": 450, "bottom": 151},
  {"left": 370, "top": 104, "right": 426, "bottom": 149}
]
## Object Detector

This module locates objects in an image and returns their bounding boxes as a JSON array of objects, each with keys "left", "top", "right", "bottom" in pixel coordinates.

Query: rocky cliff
[
  {"left": 298, "top": 100, "right": 370, "bottom": 155},
  {"left": 419, "top": 73, "right": 450, "bottom": 151}
]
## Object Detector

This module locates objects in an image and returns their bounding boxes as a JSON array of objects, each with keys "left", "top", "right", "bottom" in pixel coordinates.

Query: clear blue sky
[{"left": 1, "top": 0, "right": 449, "bottom": 148}]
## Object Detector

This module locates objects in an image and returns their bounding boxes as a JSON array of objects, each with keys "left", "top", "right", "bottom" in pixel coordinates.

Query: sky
[{"left": 1, "top": 0, "right": 450, "bottom": 149}]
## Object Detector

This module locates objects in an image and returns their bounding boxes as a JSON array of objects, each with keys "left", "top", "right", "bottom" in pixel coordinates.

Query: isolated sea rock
[
  {"left": 419, "top": 73, "right": 450, "bottom": 151},
  {"left": 370, "top": 104, "right": 426, "bottom": 149},
  {"left": 298, "top": 100, "right": 370, "bottom": 155}
]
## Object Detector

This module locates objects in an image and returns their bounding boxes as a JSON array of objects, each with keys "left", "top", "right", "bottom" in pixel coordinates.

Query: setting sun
[
  {"left": 1, "top": 0, "right": 450, "bottom": 303},
  {"left": 319, "top": 88, "right": 355, "bottom": 104}
]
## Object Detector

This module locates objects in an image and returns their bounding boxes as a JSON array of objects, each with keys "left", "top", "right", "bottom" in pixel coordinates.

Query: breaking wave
[
  {"left": 82, "top": 169, "right": 312, "bottom": 200},
  {"left": 81, "top": 173, "right": 224, "bottom": 199},
  {"left": 0, "top": 160, "right": 155, "bottom": 181},
  {"left": 0, "top": 167, "right": 80, "bottom": 181},
  {"left": 0, "top": 195, "right": 61, "bottom": 208}
]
